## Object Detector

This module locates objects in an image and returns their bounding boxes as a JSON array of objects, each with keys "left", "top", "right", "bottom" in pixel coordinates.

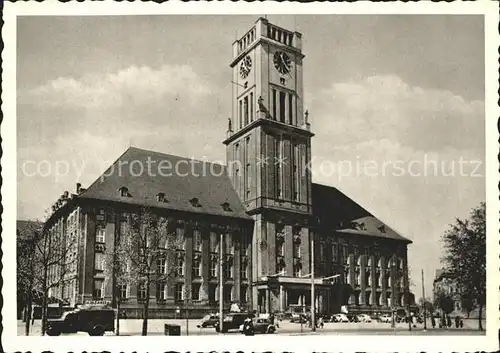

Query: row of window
[
  {"left": 234, "top": 137, "right": 252, "bottom": 200},
  {"left": 238, "top": 92, "right": 255, "bottom": 130},
  {"left": 93, "top": 280, "right": 249, "bottom": 303},
  {"left": 271, "top": 88, "right": 295, "bottom": 125},
  {"left": 96, "top": 225, "right": 249, "bottom": 256},
  {"left": 274, "top": 136, "right": 304, "bottom": 201}
]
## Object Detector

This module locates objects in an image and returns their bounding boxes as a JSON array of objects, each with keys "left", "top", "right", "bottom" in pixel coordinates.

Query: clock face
[
  {"left": 239, "top": 55, "right": 252, "bottom": 79},
  {"left": 273, "top": 51, "right": 292, "bottom": 75}
]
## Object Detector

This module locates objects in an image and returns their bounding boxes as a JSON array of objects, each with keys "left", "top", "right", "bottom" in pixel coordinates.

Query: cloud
[
  {"left": 309, "top": 75, "right": 484, "bottom": 153},
  {"left": 17, "top": 64, "right": 227, "bottom": 220}
]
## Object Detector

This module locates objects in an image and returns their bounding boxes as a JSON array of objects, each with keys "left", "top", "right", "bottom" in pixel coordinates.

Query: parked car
[
  {"left": 290, "top": 313, "right": 307, "bottom": 323},
  {"left": 357, "top": 314, "right": 372, "bottom": 323},
  {"left": 215, "top": 312, "right": 248, "bottom": 333},
  {"left": 378, "top": 314, "right": 392, "bottom": 323},
  {"left": 346, "top": 313, "right": 360, "bottom": 322},
  {"left": 331, "top": 313, "right": 350, "bottom": 323},
  {"left": 46, "top": 306, "right": 115, "bottom": 336},
  {"left": 239, "top": 317, "right": 276, "bottom": 335},
  {"left": 197, "top": 314, "right": 219, "bottom": 328}
]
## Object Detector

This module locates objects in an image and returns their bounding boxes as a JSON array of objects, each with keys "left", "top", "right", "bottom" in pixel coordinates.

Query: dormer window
[
  {"left": 189, "top": 198, "right": 201, "bottom": 208},
  {"left": 119, "top": 187, "right": 130, "bottom": 197},
  {"left": 378, "top": 225, "right": 386, "bottom": 233},
  {"left": 221, "top": 202, "right": 232, "bottom": 212},
  {"left": 157, "top": 193, "right": 167, "bottom": 203}
]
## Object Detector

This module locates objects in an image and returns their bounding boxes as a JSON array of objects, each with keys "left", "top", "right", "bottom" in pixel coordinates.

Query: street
[{"left": 18, "top": 319, "right": 486, "bottom": 336}]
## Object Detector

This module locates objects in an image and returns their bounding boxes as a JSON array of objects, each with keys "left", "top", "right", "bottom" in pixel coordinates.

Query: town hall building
[{"left": 43, "top": 18, "right": 413, "bottom": 318}]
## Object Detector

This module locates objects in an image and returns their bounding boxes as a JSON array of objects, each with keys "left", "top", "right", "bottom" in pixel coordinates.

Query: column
[
  {"left": 300, "top": 228, "right": 310, "bottom": 276},
  {"left": 348, "top": 254, "right": 355, "bottom": 305},
  {"left": 284, "top": 225, "right": 294, "bottom": 276},
  {"left": 184, "top": 225, "right": 193, "bottom": 301},
  {"left": 380, "top": 256, "right": 387, "bottom": 307},
  {"left": 360, "top": 255, "right": 366, "bottom": 306},
  {"left": 279, "top": 285, "right": 284, "bottom": 312},
  {"left": 267, "top": 222, "right": 276, "bottom": 275},
  {"left": 201, "top": 226, "right": 210, "bottom": 303},
  {"left": 370, "top": 254, "right": 376, "bottom": 306},
  {"left": 233, "top": 231, "right": 241, "bottom": 303}
]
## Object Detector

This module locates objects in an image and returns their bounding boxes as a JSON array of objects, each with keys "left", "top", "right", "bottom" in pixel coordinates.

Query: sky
[{"left": 16, "top": 15, "right": 485, "bottom": 299}]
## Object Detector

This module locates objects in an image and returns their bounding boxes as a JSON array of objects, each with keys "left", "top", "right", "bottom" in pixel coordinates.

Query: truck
[{"left": 46, "top": 306, "right": 115, "bottom": 336}]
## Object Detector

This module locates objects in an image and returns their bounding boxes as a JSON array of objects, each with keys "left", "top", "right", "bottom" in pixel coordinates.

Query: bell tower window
[
  {"left": 250, "top": 92, "right": 254, "bottom": 123},
  {"left": 275, "top": 136, "right": 282, "bottom": 199},
  {"left": 279, "top": 91, "right": 286, "bottom": 123},
  {"left": 239, "top": 101, "right": 243, "bottom": 130},
  {"left": 244, "top": 96, "right": 249, "bottom": 126},
  {"left": 272, "top": 88, "right": 277, "bottom": 120}
]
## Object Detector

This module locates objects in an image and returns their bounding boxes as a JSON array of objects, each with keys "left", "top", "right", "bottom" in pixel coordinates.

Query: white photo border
[{"left": 3, "top": 1, "right": 499, "bottom": 352}]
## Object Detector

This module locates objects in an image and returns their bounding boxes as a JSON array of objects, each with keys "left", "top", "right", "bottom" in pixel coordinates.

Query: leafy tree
[
  {"left": 442, "top": 202, "right": 486, "bottom": 330},
  {"left": 461, "top": 292, "right": 476, "bottom": 318},
  {"left": 434, "top": 290, "right": 454, "bottom": 314},
  {"left": 118, "top": 207, "right": 181, "bottom": 336}
]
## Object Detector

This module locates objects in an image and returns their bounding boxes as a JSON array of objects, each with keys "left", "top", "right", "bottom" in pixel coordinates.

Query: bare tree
[
  {"left": 119, "top": 206, "right": 182, "bottom": 336},
  {"left": 103, "top": 233, "right": 132, "bottom": 336},
  {"left": 33, "top": 225, "right": 78, "bottom": 335},
  {"left": 442, "top": 202, "right": 486, "bottom": 330},
  {"left": 17, "top": 222, "right": 42, "bottom": 336}
]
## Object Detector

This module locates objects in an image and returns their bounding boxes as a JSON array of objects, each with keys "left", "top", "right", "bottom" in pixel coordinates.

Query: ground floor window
[
  {"left": 93, "top": 279, "right": 104, "bottom": 298},
  {"left": 138, "top": 282, "right": 147, "bottom": 300},
  {"left": 192, "top": 283, "right": 201, "bottom": 301},
  {"left": 240, "top": 286, "right": 248, "bottom": 303},
  {"left": 158, "top": 283, "right": 167, "bottom": 301},
  {"left": 120, "top": 284, "right": 129, "bottom": 299},
  {"left": 208, "top": 284, "right": 216, "bottom": 303},
  {"left": 223, "top": 285, "right": 232, "bottom": 303},
  {"left": 175, "top": 283, "right": 184, "bottom": 302}
]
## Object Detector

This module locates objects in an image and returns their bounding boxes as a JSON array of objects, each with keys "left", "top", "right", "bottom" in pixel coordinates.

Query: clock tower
[{"left": 224, "top": 18, "right": 314, "bottom": 313}]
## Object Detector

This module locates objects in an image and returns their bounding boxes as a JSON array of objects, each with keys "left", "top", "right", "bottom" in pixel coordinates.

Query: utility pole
[
  {"left": 219, "top": 232, "right": 224, "bottom": 334},
  {"left": 421, "top": 269, "right": 427, "bottom": 330},
  {"left": 310, "top": 231, "right": 316, "bottom": 332}
]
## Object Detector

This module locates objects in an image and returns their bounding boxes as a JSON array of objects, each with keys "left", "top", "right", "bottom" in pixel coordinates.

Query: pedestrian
[
  {"left": 269, "top": 312, "right": 275, "bottom": 326},
  {"left": 455, "top": 316, "right": 460, "bottom": 328},
  {"left": 459, "top": 319, "right": 464, "bottom": 328},
  {"left": 431, "top": 315, "right": 436, "bottom": 328},
  {"left": 446, "top": 315, "right": 452, "bottom": 328},
  {"left": 318, "top": 316, "right": 324, "bottom": 329}
]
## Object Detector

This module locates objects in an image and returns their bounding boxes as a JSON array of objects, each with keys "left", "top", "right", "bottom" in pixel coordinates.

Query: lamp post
[
  {"left": 421, "top": 269, "right": 427, "bottom": 331},
  {"left": 310, "top": 230, "right": 315, "bottom": 332},
  {"left": 219, "top": 232, "right": 224, "bottom": 334}
]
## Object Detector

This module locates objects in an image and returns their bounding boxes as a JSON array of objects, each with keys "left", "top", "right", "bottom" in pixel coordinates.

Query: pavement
[{"left": 18, "top": 319, "right": 486, "bottom": 336}]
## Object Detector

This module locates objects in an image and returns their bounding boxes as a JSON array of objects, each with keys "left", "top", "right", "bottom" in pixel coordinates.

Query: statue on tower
[
  {"left": 227, "top": 117, "right": 233, "bottom": 132},
  {"left": 305, "top": 110, "right": 309, "bottom": 124},
  {"left": 257, "top": 96, "right": 264, "bottom": 111}
]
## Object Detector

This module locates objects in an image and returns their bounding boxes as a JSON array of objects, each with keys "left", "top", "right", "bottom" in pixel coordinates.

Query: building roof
[
  {"left": 17, "top": 220, "right": 43, "bottom": 241},
  {"left": 311, "top": 183, "right": 412, "bottom": 243},
  {"left": 79, "top": 147, "right": 251, "bottom": 220}
]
